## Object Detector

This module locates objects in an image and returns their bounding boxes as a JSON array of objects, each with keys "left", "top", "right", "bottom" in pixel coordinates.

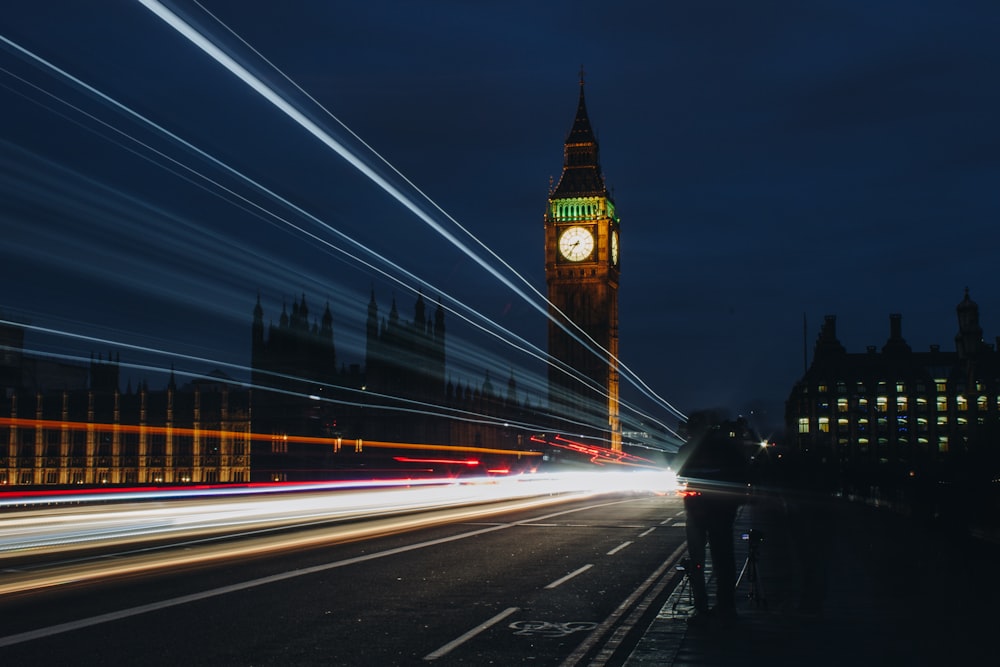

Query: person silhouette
[{"left": 675, "top": 426, "right": 748, "bottom": 626}]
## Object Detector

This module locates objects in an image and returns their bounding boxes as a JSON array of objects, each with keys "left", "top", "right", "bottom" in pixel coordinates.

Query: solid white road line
[{"left": 559, "top": 542, "right": 688, "bottom": 667}]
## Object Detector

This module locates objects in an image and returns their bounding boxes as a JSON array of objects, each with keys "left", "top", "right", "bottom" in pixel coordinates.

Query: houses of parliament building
[
  {"left": 0, "top": 78, "right": 625, "bottom": 488},
  {"left": 0, "top": 288, "right": 536, "bottom": 486}
]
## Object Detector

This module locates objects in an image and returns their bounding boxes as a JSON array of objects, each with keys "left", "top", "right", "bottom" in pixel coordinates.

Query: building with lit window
[
  {"left": 786, "top": 290, "right": 1000, "bottom": 486},
  {"left": 1, "top": 345, "right": 252, "bottom": 486}
]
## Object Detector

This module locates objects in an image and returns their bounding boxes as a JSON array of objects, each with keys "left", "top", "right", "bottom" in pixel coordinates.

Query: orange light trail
[{"left": 0, "top": 417, "right": 542, "bottom": 458}]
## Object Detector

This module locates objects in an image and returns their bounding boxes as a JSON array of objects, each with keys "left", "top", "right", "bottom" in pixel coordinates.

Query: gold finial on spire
[{"left": 579, "top": 64, "right": 586, "bottom": 86}]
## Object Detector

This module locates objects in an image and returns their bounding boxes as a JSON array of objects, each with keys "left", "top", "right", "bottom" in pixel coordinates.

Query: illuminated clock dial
[
  {"left": 558, "top": 226, "right": 594, "bottom": 262},
  {"left": 611, "top": 230, "right": 619, "bottom": 265}
]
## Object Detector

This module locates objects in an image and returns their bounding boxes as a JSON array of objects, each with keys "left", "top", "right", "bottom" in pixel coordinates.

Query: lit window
[
  {"left": 957, "top": 396, "right": 968, "bottom": 412},
  {"left": 937, "top": 416, "right": 948, "bottom": 426},
  {"left": 935, "top": 379, "right": 947, "bottom": 392},
  {"left": 876, "top": 397, "right": 888, "bottom": 413},
  {"left": 837, "top": 398, "right": 848, "bottom": 413},
  {"left": 977, "top": 396, "right": 988, "bottom": 410},
  {"left": 897, "top": 396, "right": 908, "bottom": 411},
  {"left": 896, "top": 382, "right": 906, "bottom": 393},
  {"left": 936, "top": 397, "right": 947, "bottom": 412},
  {"left": 818, "top": 417, "right": 830, "bottom": 433},
  {"left": 817, "top": 384, "right": 828, "bottom": 393},
  {"left": 938, "top": 436, "right": 949, "bottom": 453},
  {"left": 798, "top": 417, "right": 809, "bottom": 434},
  {"left": 838, "top": 418, "right": 849, "bottom": 427}
]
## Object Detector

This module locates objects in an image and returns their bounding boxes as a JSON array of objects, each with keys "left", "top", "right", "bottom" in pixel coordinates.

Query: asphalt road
[{"left": 0, "top": 492, "right": 687, "bottom": 666}]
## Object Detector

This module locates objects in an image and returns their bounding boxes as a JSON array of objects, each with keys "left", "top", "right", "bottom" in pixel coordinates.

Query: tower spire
[{"left": 553, "top": 73, "right": 604, "bottom": 198}]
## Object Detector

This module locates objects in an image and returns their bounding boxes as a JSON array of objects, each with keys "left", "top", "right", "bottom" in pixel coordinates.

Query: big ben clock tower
[{"left": 545, "top": 75, "right": 621, "bottom": 451}]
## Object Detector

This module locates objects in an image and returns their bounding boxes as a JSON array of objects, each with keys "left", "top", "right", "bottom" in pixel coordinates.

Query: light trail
[
  {"left": 0, "top": 471, "right": 677, "bottom": 595},
  {"left": 0, "top": 329, "right": 569, "bottom": 437},
  {"left": 135, "top": 0, "right": 686, "bottom": 428},
  {"left": 0, "top": 6, "right": 685, "bottom": 450},
  {"left": 0, "top": 416, "right": 543, "bottom": 460},
  {"left": 185, "top": 0, "right": 685, "bottom": 429},
  {"left": 0, "top": 36, "right": 619, "bottom": 441}
]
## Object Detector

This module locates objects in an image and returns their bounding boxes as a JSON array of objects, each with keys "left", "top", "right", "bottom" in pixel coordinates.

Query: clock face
[
  {"left": 611, "top": 230, "right": 619, "bottom": 265},
  {"left": 558, "top": 226, "right": 594, "bottom": 262}
]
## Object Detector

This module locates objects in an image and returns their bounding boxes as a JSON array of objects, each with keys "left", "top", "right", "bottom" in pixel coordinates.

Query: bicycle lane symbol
[{"left": 509, "top": 620, "right": 598, "bottom": 638}]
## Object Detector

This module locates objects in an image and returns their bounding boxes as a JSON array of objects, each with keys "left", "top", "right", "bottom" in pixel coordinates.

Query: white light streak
[
  {"left": 135, "top": 0, "right": 686, "bottom": 428},
  {"left": 0, "top": 472, "right": 667, "bottom": 596},
  {"left": 1, "top": 2, "right": 687, "bottom": 447}
]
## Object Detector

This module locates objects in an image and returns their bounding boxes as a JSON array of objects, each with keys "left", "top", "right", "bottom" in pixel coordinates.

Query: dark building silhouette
[
  {"left": 249, "top": 291, "right": 535, "bottom": 480},
  {"left": 786, "top": 289, "right": 1000, "bottom": 491}
]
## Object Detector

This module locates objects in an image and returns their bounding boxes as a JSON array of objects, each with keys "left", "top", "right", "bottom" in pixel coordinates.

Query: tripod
[
  {"left": 736, "top": 529, "right": 767, "bottom": 608},
  {"left": 672, "top": 557, "right": 695, "bottom": 614}
]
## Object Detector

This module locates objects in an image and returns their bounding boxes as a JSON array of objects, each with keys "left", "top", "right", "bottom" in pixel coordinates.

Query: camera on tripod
[{"left": 737, "top": 528, "right": 767, "bottom": 608}]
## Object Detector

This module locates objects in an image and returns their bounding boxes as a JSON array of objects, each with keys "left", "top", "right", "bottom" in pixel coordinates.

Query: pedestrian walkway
[{"left": 626, "top": 491, "right": 1000, "bottom": 666}]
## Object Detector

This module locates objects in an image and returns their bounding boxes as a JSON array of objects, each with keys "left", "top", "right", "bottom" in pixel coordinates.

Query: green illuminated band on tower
[{"left": 550, "top": 196, "right": 618, "bottom": 223}]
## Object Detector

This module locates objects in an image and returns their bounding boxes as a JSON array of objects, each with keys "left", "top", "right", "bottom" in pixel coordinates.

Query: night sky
[{"left": 2, "top": 1, "right": 999, "bottom": 441}]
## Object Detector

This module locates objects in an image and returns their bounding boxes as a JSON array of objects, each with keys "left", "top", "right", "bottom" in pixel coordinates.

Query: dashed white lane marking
[
  {"left": 638, "top": 527, "right": 656, "bottom": 538},
  {"left": 423, "top": 606, "right": 520, "bottom": 661},
  {"left": 660, "top": 517, "right": 673, "bottom": 526},
  {"left": 0, "top": 499, "right": 639, "bottom": 648},
  {"left": 607, "top": 541, "right": 633, "bottom": 556},
  {"left": 545, "top": 564, "right": 593, "bottom": 589}
]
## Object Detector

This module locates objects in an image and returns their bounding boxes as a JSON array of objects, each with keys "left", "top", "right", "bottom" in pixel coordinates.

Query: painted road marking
[
  {"left": 0, "top": 498, "right": 642, "bottom": 648},
  {"left": 509, "top": 620, "right": 597, "bottom": 637},
  {"left": 423, "top": 606, "right": 520, "bottom": 661},
  {"left": 545, "top": 564, "right": 593, "bottom": 589},
  {"left": 638, "top": 527, "right": 656, "bottom": 538},
  {"left": 559, "top": 542, "right": 687, "bottom": 667},
  {"left": 606, "top": 540, "right": 633, "bottom": 556}
]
